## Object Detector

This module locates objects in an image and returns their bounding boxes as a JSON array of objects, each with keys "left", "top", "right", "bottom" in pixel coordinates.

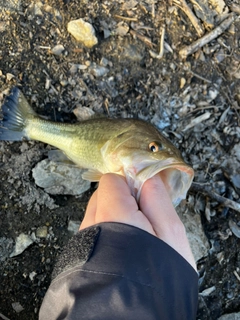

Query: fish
[{"left": 0, "top": 87, "right": 194, "bottom": 206}]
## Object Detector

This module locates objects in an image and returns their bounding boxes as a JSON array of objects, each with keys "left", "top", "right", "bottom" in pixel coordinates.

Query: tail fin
[{"left": 0, "top": 87, "right": 36, "bottom": 141}]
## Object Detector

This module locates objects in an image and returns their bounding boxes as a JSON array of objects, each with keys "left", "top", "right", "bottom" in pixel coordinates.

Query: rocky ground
[{"left": 0, "top": 0, "right": 240, "bottom": 319}]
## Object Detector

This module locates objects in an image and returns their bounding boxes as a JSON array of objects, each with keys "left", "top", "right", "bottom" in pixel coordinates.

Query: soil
[{"left": 0, "top": 0, "right": 240, "bottom": 319}]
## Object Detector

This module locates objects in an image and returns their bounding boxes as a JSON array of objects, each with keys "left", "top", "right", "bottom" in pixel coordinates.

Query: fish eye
[{"left": 149, "top": 141, "right": 161, "bottom": 152}]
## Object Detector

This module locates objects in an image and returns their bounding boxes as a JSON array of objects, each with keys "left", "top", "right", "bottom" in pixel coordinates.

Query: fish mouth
[{"left": 132, "top": 159, "right": 194, "bottom": 207}]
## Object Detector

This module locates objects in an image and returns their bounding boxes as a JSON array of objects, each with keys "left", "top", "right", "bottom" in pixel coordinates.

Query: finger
[
  {"left": 140, "top": 174, "right": 196, "bottom": 270},
  {"left": 140, "top": 174, "right": 179, "bottom": 236},
  {"left": 95, "top": 173, "right": 155, "bottom": 234},
  {"left": 95, "top": 173, "right": 138, "bottom": 222},
  {"left": 79, "top": 190, "right": 98, "bottom": 230}
]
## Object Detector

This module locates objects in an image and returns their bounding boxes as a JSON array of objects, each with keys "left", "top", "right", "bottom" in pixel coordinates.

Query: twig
[
  {"left": 188, "top": 69, "right": 212, "bottom": 83},
  {"left": 35, "top": 45, "right": 51, "bottom": 50},
  {"left": 172, "top": 0, "right": 204, "bottom": 37},
  {"left": 0, "top": 313, "right": 11, "bottom": 320},
  {"left": 182, "top": 112, "right": 211, "bottom": 131},
  {"left": 179, "top": 13, "right": 236, "bottom": 59},
  {"left": 130, "top": 30, "right": 155, "bottom": 48},
  {"left": 187, "top": 105, "right": 216, "bottom": 115},
  {"left": 151, "top": 0, "right": 155, "bottom": 19},
  {"left": 114, "top": 15, "right": 138, "bottom": 22},
  {"left": 233, "top": 270, "right": 240, "bottom": 282},
  {"left": 190, "top": 182, "right": 240, "bottom": 213},
  {"left": 149, "top": 26, "right": 165, "bottom": 59}
]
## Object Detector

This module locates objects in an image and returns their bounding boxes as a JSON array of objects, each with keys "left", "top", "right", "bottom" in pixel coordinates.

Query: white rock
[
  {"left": 73, "top": 106, "right": 95, "bottom": 121},
  {"left": 218, "top": 312, "right": 240, "bottom": 320},
  {"left": 89, "top": 65, "right": 109, "bottom": 77},
  {"left": 68, "top": 220, "right": 81, "bottom": 234},
  {"left": 10, "top": 233, "right": 34, "bottom": 258},
  {"left": 229, "top": 220, "right": 240, "bottom": 238},
  {"left": 51, "top": 44, "right": 65, "bottom": 55},
  {"left": 33, "top": 2, "right": 43, "bottom": 16},
  {"left": 32, "top": 159, "right": 91, "bottom": 195},
  {"left": 6, "top": 73, "right": 15, "bottom": 81},
  {"left": 115, "top": 23, "right": 129, "bottom": 36},
  {"left": 29, "top": 271, "right": 37, "bottom": 281},
  {"left": 200, "top": 286, "right": 216, "bottom": 296},
  {"left": 67, "top": 19, "right": 98, "bottom": 48},
  {"left": 12, "top": 302, "right": 24, "bottom": 313},
  {"left": 232, "top": 143, "right": 240, "bottom": 162}
]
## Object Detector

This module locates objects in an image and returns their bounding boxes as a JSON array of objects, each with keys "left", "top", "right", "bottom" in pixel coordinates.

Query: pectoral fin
[
  {"left": 48, "top": 150, "right": 77, "bottom": 166},
  {"left": 82, "top": 169, "right": 103, "bottom": 182}
]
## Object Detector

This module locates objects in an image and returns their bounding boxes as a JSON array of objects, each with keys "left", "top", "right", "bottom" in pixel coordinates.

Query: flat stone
[
  {"left": 218, "top": 312, "right": 240, "bottom": 320},
  {"left": 32, "top": 159, "right": 91, "bottom": 195}
]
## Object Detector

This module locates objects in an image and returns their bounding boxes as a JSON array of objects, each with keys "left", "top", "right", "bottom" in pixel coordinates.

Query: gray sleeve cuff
[{"left": 52, "top": 226, "right": 100, "bottom": 280}]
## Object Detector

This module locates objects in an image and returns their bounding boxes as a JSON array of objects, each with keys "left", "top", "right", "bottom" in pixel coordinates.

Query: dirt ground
[{"left": 0, "top": 0, "right": 240, "bottom": 319}]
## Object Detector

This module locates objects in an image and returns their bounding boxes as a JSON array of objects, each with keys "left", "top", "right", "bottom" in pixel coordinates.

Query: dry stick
[
  {"left": 190, "top": 182, "right": 240, "bottom": 213},
  {"left": 233, "top": 270, "right": 240, "bottom": 282},
  {"left": 172, "top": 0, "right": 204, "bottom": 37},
  {"left": 149, "top": 26, "right": 165, "bottom": 59},
  {"left": 188, "top": 69, "right": 212, "bottom": 83},
  {"left": 179, "top": 13, "right": 236, "bottom": 59},
  {"left": 114, "top": 15, "right": 138, "bottom": 22},
  {"left": 129, "top": 29, "right": 155, "bottom": 48}
]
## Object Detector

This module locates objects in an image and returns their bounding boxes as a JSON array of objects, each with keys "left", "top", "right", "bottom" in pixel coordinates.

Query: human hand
[{"left": 80, "top": 173, "right": 196, "bottom": 271}]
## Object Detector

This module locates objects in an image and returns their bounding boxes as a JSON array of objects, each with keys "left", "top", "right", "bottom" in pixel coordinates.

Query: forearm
[{"left": 39, "top": 222, "right": 198, "bottom": 320}]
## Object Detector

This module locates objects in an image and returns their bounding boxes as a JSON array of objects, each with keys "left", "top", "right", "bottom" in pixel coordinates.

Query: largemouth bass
[{"left": 0, "top": 87, "right": 194, "bottom": 206}]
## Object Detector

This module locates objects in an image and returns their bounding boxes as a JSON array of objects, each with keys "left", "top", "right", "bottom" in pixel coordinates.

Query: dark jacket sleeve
[{"left": 39, "top": 222, "right": 198, "bottom": 320}]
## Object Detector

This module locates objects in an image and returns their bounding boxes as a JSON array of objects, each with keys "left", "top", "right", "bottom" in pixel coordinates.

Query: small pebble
[
  {"left": 51, "top": 44, "right": 65, "bottom": 55},
  {"left": 90, "top": 65, "right": 109, "bottom": 77},
  {"left": 60, "top": 79, "right": 68, "bottom": 87},
  {"left": 180, "top": 77, "right": 186, "bottom": 89},
  {"left": 12, "top": 302, "right": 24, "bottom": 313},
  {"left": 68, "top": 220, "right": 81, "bottom": 234},
  {"left": 67, "top": 19, "right": 98, "bottom": 48},
  {"left": 36, "top": 226, "right": 48, "bottom": 238},
  {"left": 6, "top": 73, "right": 15, "bottom": 81},
  {"left": 115, "top": 23, "right": 129, "bottom": 36},
  {"left": 73, "top": 106, "right": 95, "bottom": 121},
  {"left": 100, "top": 57, "right": 110, "bottom": 67},
  {"left": 29, "top": 271, "right": 37, "bottom": 281},
  {"left": 229, "top": 220, "right": 240, "bottom": 238},
  {"left": 231, "top": 174, "right": 240, "bottom": 189}
]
